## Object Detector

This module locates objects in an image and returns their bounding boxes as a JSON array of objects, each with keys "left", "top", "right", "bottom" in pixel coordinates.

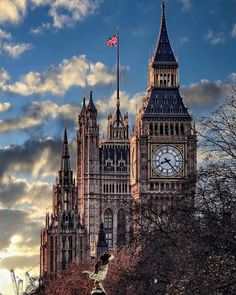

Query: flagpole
[{"left": 116, "top": 27, "right": 120, "bottom": 123}]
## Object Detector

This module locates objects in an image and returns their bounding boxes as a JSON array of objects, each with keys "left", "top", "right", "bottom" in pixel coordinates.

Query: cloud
[
  {"left": 31, "top": 0, "right": 102, "bottom": 29},
  {"left": 0, "top": 55, "right": 114, "bottom": 96},
  {"left": 0, "top": 254, "right": 39, "bottom": 270},
  {"left": 132, "top": 28, "right": 146, "bottom": 36},
  {"left": 1, "top": 42, "right": 33, "bottom": 58},
  {"left": 0, "top": 115, "right": 43, "bottom": 132},
  {"left": 30, "top": 22, "right": 51, "bottom": 35},
  {"left": 0, "top": 68, "right": 10, "bottom": 85},
  {"left": 0, "top": 100, "right": 80, "bottom": 132},
  {"left": 96, "top": 91, "right": 143, "bottom": 117},
  {"left": 0, "top": 209, "right": 27, "bottom": 251},
  {"left": 206, "top": 30, "right": 225, "bottom": 45},
  {"left": 0, "top": 102, "right": 11, "bottom": 112},
  {"left": 180, "top": 80, "right": 223, "bottom": 108},
  {"left": 0, "top": 208, "right": 41, "bottom": 293},
  {"left": 0, "top": 28, "right": 12, "bottom": 40},
  {"left": 0, "top": 208, "right": 42, "bottom": 253},
  {"left": 96, "top": 90, "right": 144, "bottom": 134},
  {"left": 0, "top": 175, "right": 52, "bottom": 217},
  {"left": 0, "top": 137, "right": 62, "bottom": 179},
  {"left": 232, "top": 24, "right": 236, "bottom": 38},
  {"left": 179, "top": 0, "right": 191, "bottom": 10},
  {"left": 0, "top": 0, "right": 27, "bottom": 24},
  {"left": 87, "top": 62, "right": 115, "bottom": 86},
  {"left": 179, "top": 36, "right": 189, "bottom": 46}
]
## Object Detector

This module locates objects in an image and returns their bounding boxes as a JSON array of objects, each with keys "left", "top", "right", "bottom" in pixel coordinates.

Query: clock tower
[{"left": 130, "top": 1, "right": 197, "bottom": 211}]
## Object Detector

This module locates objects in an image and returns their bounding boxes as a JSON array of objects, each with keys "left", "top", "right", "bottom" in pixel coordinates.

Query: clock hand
[
  {"left": 161, "top": 158, "right": 171, "bottom": 165},
  {"left": 166, "top": 160, "right": 178, "bottom": 173}
]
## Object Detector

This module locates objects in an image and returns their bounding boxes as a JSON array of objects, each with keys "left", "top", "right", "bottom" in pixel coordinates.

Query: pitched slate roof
[
  {"left": 143, "top": 88, "right": 191, "bottom": 119},
  {"left": 152, "top": 1, "right": 177, "bottom": 65}
]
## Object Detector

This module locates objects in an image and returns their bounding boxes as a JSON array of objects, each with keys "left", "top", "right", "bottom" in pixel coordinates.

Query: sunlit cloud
[
  {"left": 0, "top": 102, "right": 11, "bottom": 113},
  {"left": 1, "top": 42, "right": 33, "bottom": 58},
  {"left": 0, "top": 100, "right": 80, "bottom": 132},
  {"left": 0, "top": 0, "right": 27, "bottom": 24},
  {"left": 31, "top": 0, "right": 102, "bottom": 29},
  {"left": 0, "top": 55, "right": 115, "bottom": 96},
  {"left": 0, "top": 28, "right": 12, "bottom": 40}
]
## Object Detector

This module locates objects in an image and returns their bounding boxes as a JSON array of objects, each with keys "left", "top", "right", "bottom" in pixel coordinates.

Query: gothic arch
[
  {"left": 117, "top": 209, "right": 126, "bottom": 247},
  {"left": 68, "top": 236, "right": 73, "bottom": 263},
  {"left": 62, "top": 235, "right": 66, "bottom": 270},
  {"left": 50, "top": 236, "right": 54, "bottom": 272},
  {"left": 104, "top": 209, "right": 113, "bottom": 248}
]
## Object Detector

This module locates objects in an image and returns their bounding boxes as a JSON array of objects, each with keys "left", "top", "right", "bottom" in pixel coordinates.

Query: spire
[
  {"left": 61, "top": 125, "right": 71, "bottom": 173},
  {"left": 152, "top": 0, "right": 176, "bottom": 64},
  {"left": 63, "top": 124, "right": 68, "bottom": 144},
  {"left": 80, "top": 96, "right": 87, "bottom": 116},
  {"left": 87, "top": 89, "right": 97, "bottom": 114},
  {"left": 162, "top": 0, "right": 165, "bottom": 13}
]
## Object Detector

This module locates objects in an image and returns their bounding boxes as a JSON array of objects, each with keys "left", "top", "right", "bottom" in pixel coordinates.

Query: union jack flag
[{"left": 107, "top": 34, "right": 118, "bottom": 47}]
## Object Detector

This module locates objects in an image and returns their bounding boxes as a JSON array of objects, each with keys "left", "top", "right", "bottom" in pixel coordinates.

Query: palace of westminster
[{"left": 40, "top": 1, "right": 197, "bottom": 275}]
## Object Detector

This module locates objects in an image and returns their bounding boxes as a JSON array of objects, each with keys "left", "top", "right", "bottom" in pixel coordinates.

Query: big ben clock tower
[{"left": 130, "top": 0, "right": 197, "bottom": 209}]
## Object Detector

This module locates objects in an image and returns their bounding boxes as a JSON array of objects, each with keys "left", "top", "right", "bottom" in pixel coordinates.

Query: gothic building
[
  {"left": 130, "top": 1, "right": 197, "bottom": 209},
  {"left": 40, "top": 0, "right": 197, "bottom": 275},
  {"left": 40, "top": 128, "right": 88, "bottom": 275},
  {"left": 77, "top": 90, "right": 131, "bottom": 256}
]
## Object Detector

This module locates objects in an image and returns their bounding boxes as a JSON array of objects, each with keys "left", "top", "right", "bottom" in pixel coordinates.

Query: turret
[
  {"left": 148, "top": 0, "right": 179, "bottom": 90},
  {"left": 59, "top": 125, "right": 73, "bottom": 186},
  {"left": 87, "top": 90, "right": 97, "bottom": 115}
]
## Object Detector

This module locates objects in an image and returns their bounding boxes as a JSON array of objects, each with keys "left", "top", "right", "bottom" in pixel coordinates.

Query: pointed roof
[
  {"left": 61, "top": 125, "right": 71, "bottom": 173},
  {"left": 80, "top": 96, "right": 87, "bottom": 117},
  {"left": 152, "top": 0, "right": 176, "bottom": 64},
  {"left": 87, "top": 90, "right": 97, "bottom": 114},
  {"left": 112, "top": 106, "right": 124, "bottom": 128},
  {"left": 143, "top": 88, "right": 191, "bottom": 119}
]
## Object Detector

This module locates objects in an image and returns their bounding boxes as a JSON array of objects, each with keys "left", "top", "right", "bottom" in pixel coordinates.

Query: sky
[{"left": 0, "top": 0, "right": 235, "bottom": 294}]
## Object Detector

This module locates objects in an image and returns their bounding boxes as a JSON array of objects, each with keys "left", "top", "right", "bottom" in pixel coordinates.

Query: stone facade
[
  {"left": 77, "top": 91, "right": 131, "bottom": 256},
  {"left": 130, "top": 2, "right": 197, "bottom": 212},
  {"left": 40, "top": 0, "right": 197, "bottom": 274},
  {"left": 40, "top": 128, "right": 88, "bottom": 275}
]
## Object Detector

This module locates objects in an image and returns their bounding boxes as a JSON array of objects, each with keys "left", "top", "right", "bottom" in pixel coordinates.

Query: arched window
[
  {"left": 154, "top": 123, "right": 158, "bottom": 134},
  {"left": 68, "top": 236, "right": 73, "bottom": 263},
  {"left": 62, "top": 236, "right": 66, "bottom": 270},
  {"left": 55, "top": 236, "right": 58, "bottom": 269},
  {"left": 104, "top": 209, "right": 113, "bottom": 248},
  {"left": 117, "top": 209, "right": 126, "bottom": 247},
  {"left": 175, "top": 123, "right": 179, "bottom": 135},
  {"left": 165, "top": 123, "right": 169, "bottom": 135},
  {"left": 149, "top": 123, "right": 153, "bottom": 135},
  {"left": 50, "top": 236, "right": 54, "bottom": 272},
  {"left": 160, "top": 123, "right": 164, "bottom": 135}
]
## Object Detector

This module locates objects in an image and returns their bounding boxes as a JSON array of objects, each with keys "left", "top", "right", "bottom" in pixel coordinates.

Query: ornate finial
[
  {"left": 90, "top": 89, "right": 93, "bottom": 101},
  {"left": 64, "top": 123, "right": 68, "bottom": 144},
  {"left": 162, "top": 0, "right": 166, "bottom": 11}
]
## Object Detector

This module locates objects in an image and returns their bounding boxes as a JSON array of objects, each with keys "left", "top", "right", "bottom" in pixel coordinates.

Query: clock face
[{"left": 152, "top": 145, "right": 183, "bottom": 177}]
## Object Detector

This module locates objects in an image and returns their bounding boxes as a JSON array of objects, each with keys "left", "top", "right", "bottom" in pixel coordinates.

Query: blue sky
[{"left": 0, "top": 0, "right": 235, "bottom": 294}]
